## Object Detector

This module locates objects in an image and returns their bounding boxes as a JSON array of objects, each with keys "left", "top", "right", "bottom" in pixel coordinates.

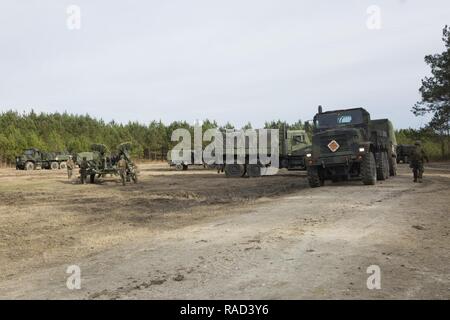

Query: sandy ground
[{"left": 0, "top": 162, "right": 449, "bottom": 299}]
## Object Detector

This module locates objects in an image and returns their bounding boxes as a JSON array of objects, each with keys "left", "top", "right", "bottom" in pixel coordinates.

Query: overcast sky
[{"left": 1, "top": 0, "right": 449, "bottom": 129}]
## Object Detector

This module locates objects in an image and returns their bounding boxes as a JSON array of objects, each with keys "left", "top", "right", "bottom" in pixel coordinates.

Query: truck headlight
[
  {"left": 359, "top": 147, "right": 365, "bottom": 152},
  {"left": 306, "top": 153, "right": 312, "bottom": 158}
]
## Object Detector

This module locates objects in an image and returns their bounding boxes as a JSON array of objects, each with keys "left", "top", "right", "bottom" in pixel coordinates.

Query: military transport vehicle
[
  {"left": 396, "top": 144, "right": 415, "bottom": 164},
  {"left": 16, "top": 148, "right": 72, "bottom": 170},
  {"left": 219, "top": 128, "right": 311, "bottom": 177},
  {"left": 305, "top": 106, "right": 397, "bottom": 187}
]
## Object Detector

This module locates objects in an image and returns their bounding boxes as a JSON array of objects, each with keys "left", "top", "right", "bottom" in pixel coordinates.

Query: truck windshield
[
  {"left": 315, "top": 110, "right": 364, "bottom": 129},
  {"left": 292, "top": 135, "right": 305, "bottom": 145},
  {"left": 24, "top": 150, "right": 34, "bottom": 155}
]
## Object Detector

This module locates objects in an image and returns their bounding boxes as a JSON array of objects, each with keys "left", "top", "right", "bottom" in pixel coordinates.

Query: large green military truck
[
  {"left": 306, "top": 106, "right": 397, "bottom": 187},
  {"left": 15, "top": 148, "right": 72, "bottom": 170},
  {"left": 76, "top": 142, "right": 138, "bottom": 184},
  {"left": 169, "top": 129, "right": 310, "bottom": 175},
  {"left": 220, "top": 128, "right": 311, "bottom": 177}
]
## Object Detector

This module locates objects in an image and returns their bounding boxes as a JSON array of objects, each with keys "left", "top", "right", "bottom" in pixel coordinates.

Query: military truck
[
  {"left": 396, "top": 144, "right": 415, "bottom": 163},
  {"left": 167, "top": 150, "right": 206, "bottom": 171},
  {"left": 218, "top": 129, "right": 311, "bottom": 177},
  {"left": 305, "top": 106, "right": 397, "bottom": 187},
  {"left": 15, "top": 148, "right": 72, "bottom": 170},
  {"left": 76, "top": 142, "right": 138, "bottom": 184}
]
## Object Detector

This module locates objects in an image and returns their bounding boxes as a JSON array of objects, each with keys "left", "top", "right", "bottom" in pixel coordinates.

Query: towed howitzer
[{"left": 77, "top": 142, "right": 138, "bottom": 184}]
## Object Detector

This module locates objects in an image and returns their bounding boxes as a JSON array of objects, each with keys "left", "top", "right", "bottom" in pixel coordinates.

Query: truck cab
[{"left": 16, "top": 148, "right": 42, "bottom": 170}]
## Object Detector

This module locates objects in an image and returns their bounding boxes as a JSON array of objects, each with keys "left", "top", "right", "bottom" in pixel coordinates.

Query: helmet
[{"left": 120, "top": 155, "right": 125, "bottom": 159}]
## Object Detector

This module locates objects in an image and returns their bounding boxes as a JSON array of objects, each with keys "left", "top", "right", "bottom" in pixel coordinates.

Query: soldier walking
[
  {"left": 80, "top": 157, "right": 88, "bottom": 184},
  {"left": 118, "top": 155, "right": 128, "bottom": 186},
  {"left": 410, "top": 141, "right": 429, "bottom": 183},
  {"left": 66, "top": 155, "right": 75, "bottom": 179}
]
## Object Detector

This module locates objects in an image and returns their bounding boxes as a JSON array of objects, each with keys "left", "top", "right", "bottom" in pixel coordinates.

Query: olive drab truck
[
  {"left": 305, "top": 106, "right": 397, "bottom": 187},
  {"left": 15, "top": 148, "right": 72, "bottom": 170},
  {"left": 219, "top": 128, "right": 311, "bottom": 178},
  {"left": 396, "top": 144, "right": 415, "bottom": 164}
]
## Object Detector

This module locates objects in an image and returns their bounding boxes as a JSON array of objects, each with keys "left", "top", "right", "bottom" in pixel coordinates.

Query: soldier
[
  {"left": 117, "top": 155, "right": 128, "bottom": 186},
  {"left": 66, "top": 155, "right": 75, "bottom": 179},
  {"left": 410, "top": 140, "right": 429, "bottom": 183},
  {"left": 79, "top": 157, "right": 89, "bottom": 184}
]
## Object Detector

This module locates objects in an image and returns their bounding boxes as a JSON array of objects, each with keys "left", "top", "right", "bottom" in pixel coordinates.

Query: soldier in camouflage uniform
[
  {"left": 66, "top": 155, "right": 75, "bottom": 179},
  {"left": 79, "top": 157, "right": 89, "bottom": 184},
  {"left": 410, "top": 141, "right": 429, "bottom": 183},
  {"left": 117, "top": 155, "right": 128, "bottom": 186}
]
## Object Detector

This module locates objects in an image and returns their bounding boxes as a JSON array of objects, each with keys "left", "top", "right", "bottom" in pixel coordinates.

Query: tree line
[{"left": 0, "top": 110, "right": 447, "bottom": 163}]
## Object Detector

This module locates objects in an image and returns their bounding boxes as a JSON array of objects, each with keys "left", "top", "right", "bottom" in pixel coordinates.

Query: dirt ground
[{"left": 0, "top": 162, "right": 449, "bottom": 299}]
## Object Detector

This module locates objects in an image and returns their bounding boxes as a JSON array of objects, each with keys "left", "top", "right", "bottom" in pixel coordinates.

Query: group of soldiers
[{"left": 64, "top": 155, "right": 129, "bottom": 185}]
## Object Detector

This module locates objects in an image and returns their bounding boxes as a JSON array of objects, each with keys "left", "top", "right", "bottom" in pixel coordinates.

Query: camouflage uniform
[
  {"left": 410, "top": 141, "right": 429, "bottom": 183},
  {"left": 66, "top": 157, "right": 75, "bottom": 179},
  {"left": 118, "top": 157, "right": 128, "bottom": 186},
  {"left": 79, "top": 158, "right": 89, "bottom": 184}
]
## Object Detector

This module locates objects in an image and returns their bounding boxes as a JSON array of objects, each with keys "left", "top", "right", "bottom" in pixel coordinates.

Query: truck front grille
[{"left": 319, "top": 135, "right": 351, "bottom": 154}]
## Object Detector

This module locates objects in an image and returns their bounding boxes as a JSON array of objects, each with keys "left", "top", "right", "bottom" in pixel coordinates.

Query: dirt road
[{"left": 0, "top": 163, "right": 449, "bottom": 299}]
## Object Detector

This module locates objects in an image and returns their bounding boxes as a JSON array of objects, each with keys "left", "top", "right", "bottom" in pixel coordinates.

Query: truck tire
[
  {"left": 247, "top": 164, "right": 261, "bottom": 177},
  {"left": 175, "top": 164, "right": 183, "bottom": 171},
  {"left": 25, "top": 161, "right": 35, "bottom": 171},
  {"left": 182, "top": 164, "right": 188, "bottom": 171},
  {"left": 389, "top": 156, "right": 397, "bottom": 176},
  {"left": 383, "top": 152, "right": 389, "bottom": 179},
  {"left": 59, "top": 161, "right": 67, "bottom": 170},
  {"left": 51, "top": 162, "right": 59, "bottom": 170},
  {"left": 307, "top": 167, "right": 323, "bottom": 188},
  {"left": 90, "top": 173, "right": 96, "bottom": 183},
  {"left": 362, "top": 152, "right": 377, "bottom": 185},
  {"left": 376, "top": 152, "right": 388, "bottom": 181},
  {"left": 224, "top": 164, "right": 246, "bottom": 178}
]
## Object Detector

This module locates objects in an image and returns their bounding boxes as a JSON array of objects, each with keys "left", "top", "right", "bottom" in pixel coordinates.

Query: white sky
[{"left": 1, "top": 0, "right": 449, "bottom": 128}]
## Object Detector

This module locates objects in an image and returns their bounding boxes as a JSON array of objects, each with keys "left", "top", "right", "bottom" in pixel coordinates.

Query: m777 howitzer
[{"left": 76, "top": 142, "right": 138, "bottom": 184}]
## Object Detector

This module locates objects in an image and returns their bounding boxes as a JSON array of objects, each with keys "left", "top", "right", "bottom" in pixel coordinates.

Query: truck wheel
[
  {"left": 307, "top": 167, "right": 323, "bottom": 188},
  {"left": 25, "top": 161, "right": 35, "bottom": 171},
  {"left": 376, "top": 152, "right": 388, "bottom": 181},
  {"left": 224, "top": 164, "right": 246, "bottom": 177},
  {"left": 182, "top": 164, "right": 188, "bottom": 171},
  {"left": 389, "top": 156, "right": 397, "bottom": 176},
  {"left": 247, "top": 164, "right": 261, "bottom": 177},
  {"left": 59, "top": 161, "right": 67, "bottom": 170},
  {"left": 90, "top": 174, "right": 96, "bottom": 183},
  {"left": 132, "top": 174, "right": 138, "bottom": 183},
  {"left": 175, "top": 164, "right": 183, "bottom": 171},
  {"left": 362, "top": 152, "right": 377, "bottom": 185},
  {"left": 51, "top": 162, "right": 59, "bottom": 170}
]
